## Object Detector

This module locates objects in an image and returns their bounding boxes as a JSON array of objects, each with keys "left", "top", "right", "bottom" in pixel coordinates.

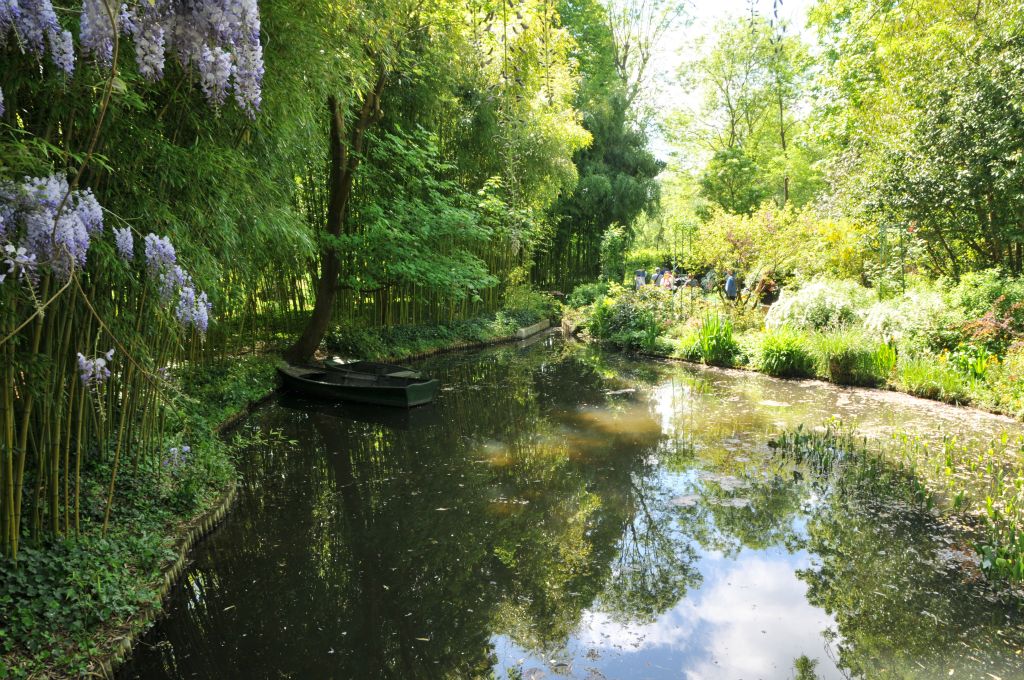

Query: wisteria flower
[
  {"left": 175, "top": 283, "right": 212, "bottom": 334},
  {"left": 77, "top": 348, "right": 115, "bottom": 388},
  {"left": 143, "top": 232, "right": 176, "bottom": 272},
  {"left": 4, "top": 244, "right": 38, "bottom": 282},
  {"left": 113, "top": 226, "right": 133, "bottom": 260},
  {"left": 163, "top": 444, "right": 191, "bottom": 468}
]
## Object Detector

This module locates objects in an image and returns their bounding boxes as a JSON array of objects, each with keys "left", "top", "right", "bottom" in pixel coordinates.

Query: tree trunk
[{"left": 285, "top": 76, "right": 386, "bottom": 363}]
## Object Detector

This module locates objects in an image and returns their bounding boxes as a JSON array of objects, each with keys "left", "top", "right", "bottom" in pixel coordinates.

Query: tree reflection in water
[{"left": 121, "top": 339, "right": 1024, "bottom": 680}]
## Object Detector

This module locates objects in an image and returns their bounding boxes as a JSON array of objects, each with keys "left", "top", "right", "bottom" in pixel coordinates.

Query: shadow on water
[{"left": 120, "top": 337, "right": 1024, "bottom": 679}]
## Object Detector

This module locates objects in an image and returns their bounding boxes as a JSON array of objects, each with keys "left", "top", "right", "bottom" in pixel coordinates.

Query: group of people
[{"left": 633, "top": 267, "right": 740, "bottom": 301}]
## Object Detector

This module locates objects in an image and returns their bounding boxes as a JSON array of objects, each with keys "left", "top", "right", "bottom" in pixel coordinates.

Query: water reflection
[{"left": 121, "top": 338, "right": 1024, "bottom": 679}]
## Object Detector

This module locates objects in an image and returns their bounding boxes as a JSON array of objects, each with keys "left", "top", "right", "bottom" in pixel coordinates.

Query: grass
[
  {"left": 808, "top": 331, "right": 886, "bottom": 387},
  {"left": 895, "top": 355, "right": 970, "bottom": 404},
  {"left": 755, "top": 328, "right": 816, "bottom": 378}
]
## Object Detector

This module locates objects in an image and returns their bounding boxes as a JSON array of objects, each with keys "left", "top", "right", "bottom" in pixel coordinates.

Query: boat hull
[{"left": 277, "top": 366, "right": 440, "bottom": 407}]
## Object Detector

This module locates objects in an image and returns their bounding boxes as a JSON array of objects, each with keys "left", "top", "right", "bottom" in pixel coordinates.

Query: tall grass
[
  {"left": 809, "top": 331, "right": 887, "bottom": 386},
  {"left": 756, "top": 327, "right": 816, "bottom": 378},
  {"left": 896, "top": 355, "right": 970, "bottom": 403},
  {"left": 692, "top": 312, "right": 739, "bottom": 367}
]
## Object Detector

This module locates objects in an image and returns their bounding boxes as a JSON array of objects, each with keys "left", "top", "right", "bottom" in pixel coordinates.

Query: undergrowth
[{"left": 0, "top": 356, "right": 278, "bottom": 678}]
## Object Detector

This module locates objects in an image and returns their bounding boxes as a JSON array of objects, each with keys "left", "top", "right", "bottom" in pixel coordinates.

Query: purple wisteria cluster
[
  {"left": 2, "top": 0, "right": 264, "bottom": 118},
  {"left": 77, "top": 348, "right": 115, "bottom": 388},
  {"left": 142, "top": 232, "right": 212, "bottom": 335},
  {"left": 0, "top": 0, "right": 76, "bottom": 75},
  {"left": 93, "top": 0, "right": 264, "bottom": 116},
  {"left": 113, "top": 225, "right": 133, "bottom": 259},
  {"left": 0, "top": 0, "right": 76, "bottom": 118},
  {"left": 163, "top": 444, "right": 190, "bottom": 469},
  {"left": 1, "top": 173, "right": 213, "bottom": 336},
  {"left": 0, "top": 173, "right": 103, "bottom": 279}
]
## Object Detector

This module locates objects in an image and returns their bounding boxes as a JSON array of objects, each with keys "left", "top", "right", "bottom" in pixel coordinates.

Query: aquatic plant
[{"left": 771, "top": 423, "right": 1024, "bottom": 583}]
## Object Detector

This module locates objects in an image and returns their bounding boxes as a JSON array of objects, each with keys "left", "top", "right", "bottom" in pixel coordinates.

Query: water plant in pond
[{"left": 771, "top": 423, "right": 1024, "bottom": 583}]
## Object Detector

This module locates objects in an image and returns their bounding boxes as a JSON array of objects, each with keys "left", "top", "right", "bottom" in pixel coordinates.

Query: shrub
[
  {"left": 984, "top": 342, "right": 1024, "bottom": 417},
  {"left": 895, "top": 354, "right": 970, "bottom": 403},
  {"left": 862, "top": 287, "right": 948, "bottom": 346},
  {"left": 756, "top": 327, "right": 815, "bottom": 378},
  {"left": 566, "top": 281, "right": 610, "bottom": 308},
  {"left": 584, "top": 285, "right": 673, "bottom": 351},
  {"left": 502, "top": 286, "right": 563, "bottom": 324},
  {"left": 809, "top": 331, "right": 885, "bottom": 386},
  {"left": 946, "top": 269, "right": 1024, "bottom": 319},
  {"left": 766, "top": 279, "right": 870, "bottom": 331},
  {"left": 948, "top": 343, "right": 997, "bottom": 380}
]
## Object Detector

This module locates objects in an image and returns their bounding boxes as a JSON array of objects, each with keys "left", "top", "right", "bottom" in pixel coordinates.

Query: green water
[{"left": 120, "top": 338, "right": 1024, "bottom": 679}]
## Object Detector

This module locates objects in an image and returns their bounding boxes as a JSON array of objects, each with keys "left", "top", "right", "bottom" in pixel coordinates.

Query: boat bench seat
[{"left": 384, "top": 370, "right": 420, "bottom": 379}]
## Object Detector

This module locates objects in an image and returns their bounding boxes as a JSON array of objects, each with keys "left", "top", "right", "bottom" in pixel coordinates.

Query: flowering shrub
[
  {"left": 862, "top": 288, "right": 947, "bottom": 344},
  {"left": 766, "top": 279, "right": 870, "bottom": 331}
]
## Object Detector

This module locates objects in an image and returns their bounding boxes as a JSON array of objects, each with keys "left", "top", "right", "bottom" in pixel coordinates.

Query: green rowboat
[{"left": 277, "top": 364, "right": 440, "bottom": 407}]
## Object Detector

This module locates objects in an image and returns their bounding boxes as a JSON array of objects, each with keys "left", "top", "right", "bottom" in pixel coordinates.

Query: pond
[{"left": 120, "top": 337, "right": 1024, "bottom": 679}]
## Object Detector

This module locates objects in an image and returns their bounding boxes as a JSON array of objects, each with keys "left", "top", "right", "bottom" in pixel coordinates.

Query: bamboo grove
[{"left": 0, "top": 1, "right": 669, "bottom": 558}]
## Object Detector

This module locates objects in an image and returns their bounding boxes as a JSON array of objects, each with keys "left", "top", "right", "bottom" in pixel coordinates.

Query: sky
[{"left": 646, "top": 0, "right": 818, "bottom": 160}]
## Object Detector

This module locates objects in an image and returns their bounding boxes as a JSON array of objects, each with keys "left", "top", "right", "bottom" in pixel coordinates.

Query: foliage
[
  {"left": 812, "top": 0, "right": 1024, "bottom": 277},
  {"left": 982, "top": 343, "right": 1024, "bottom": 418},
  {"left": 565, "top": 281, "right": 609, "bottom": 308},
  {"left": 502, "top": 286, "right": 564, "bottom": 324},
  {"left": 599, "top": 224, "right": 629, "bottom": 283},
  {"left": 766, "top": 279, "right": 870, "bottom": 331},
  {"left": 755, "top": 327, "right": 815, "bottom": 378},
  {"left": 685, "top": 204, "right": 828, "bottom": 296},
  {"left": 861, "top": 287, "right": 949, "bottom": 346},
  {"left": 0, "top": 356, "right": 277, "bottom": 675},
  {"left": 585, "top": 285, "right": 673, "bottom": 351},
  {"left": 671, "top": 15, "right": 822, "bottom": 213},
  {"left": 808, "top": 331, "right": 885, "bottom": 387},
  {"left": 533, "top": 0, "right": 664, "bottom": 289},
  {"left": 326, "top": 305, "right": 552, "bottom": 361},
  {"left": 895, "top": 355, "right": 970, "bottom": 404},
  {"left": 687, "top": 312, "right": 739, "bottom": 367}
]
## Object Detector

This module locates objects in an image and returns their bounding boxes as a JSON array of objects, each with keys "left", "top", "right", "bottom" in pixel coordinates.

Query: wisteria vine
[
  {"left": 1, "top": 0, "right": 264, "bottom": 117},
  {"left": 1, "top": 173, "right": 213, "bottom": 338}
]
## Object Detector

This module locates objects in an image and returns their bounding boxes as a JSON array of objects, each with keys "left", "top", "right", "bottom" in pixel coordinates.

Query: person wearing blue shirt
[{"left": 724, "top": 270, "right": 738, "bottom": 301}]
